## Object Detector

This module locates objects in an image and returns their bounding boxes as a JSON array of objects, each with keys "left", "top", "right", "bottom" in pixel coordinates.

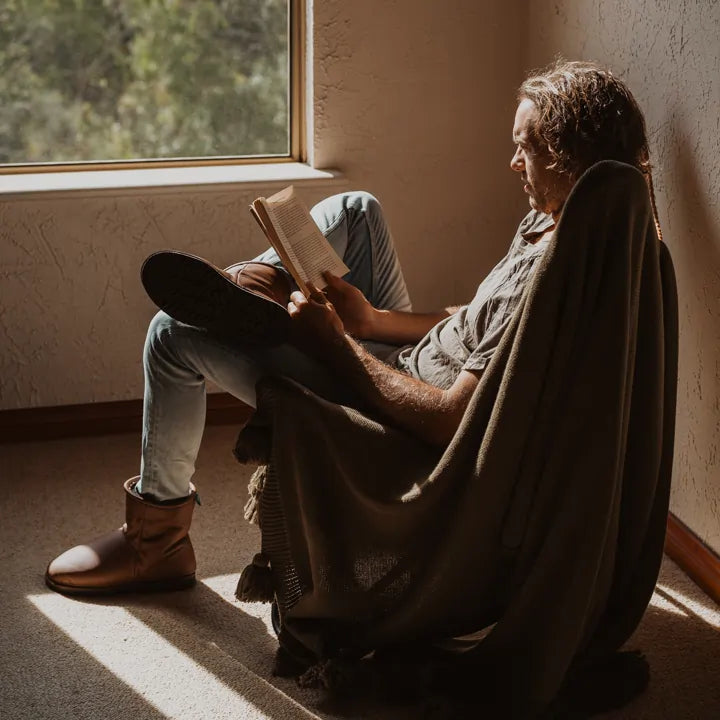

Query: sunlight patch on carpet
[
  {"left": 655, "top": 583, "right": 720, "bottom": 628},
  {"left": 27, "top": 592, "right": 318, "bottom": 720},
  {"left": 648, "top": 589, "right": 689, "bottom": 617}
]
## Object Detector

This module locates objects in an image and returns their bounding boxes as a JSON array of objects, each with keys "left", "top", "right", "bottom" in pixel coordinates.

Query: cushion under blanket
[{"left": 238, "top": 160, "right": 679, "bottom": 717}]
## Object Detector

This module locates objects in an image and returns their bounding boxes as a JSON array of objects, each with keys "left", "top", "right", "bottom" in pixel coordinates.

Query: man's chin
[{"left": 528, "top": 196, "right": 551, "bottom": 215}]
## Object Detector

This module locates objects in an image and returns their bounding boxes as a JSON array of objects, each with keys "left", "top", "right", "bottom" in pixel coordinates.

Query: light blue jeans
[{"left": 137, "top": 192, "right": 412, "bottom": 500}]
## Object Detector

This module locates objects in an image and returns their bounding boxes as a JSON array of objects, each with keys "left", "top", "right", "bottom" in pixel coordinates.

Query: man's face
[{"left": 510, "top": 98, "right": 573, "bottom": 219}]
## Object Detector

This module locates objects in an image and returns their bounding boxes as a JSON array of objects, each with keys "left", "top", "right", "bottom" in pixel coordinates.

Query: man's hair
[{"left": 519, "top": 59, "right": 661, "bottom": 239}]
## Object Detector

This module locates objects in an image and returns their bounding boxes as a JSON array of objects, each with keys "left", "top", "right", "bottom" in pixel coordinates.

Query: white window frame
[{"left": 0, "top": 0, "right": 318, "bottom": 195}]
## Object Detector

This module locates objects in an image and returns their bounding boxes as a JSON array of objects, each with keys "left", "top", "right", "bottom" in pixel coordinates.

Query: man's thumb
[{"left": 323, "top": 271, "right": 342, "bottom": 286}]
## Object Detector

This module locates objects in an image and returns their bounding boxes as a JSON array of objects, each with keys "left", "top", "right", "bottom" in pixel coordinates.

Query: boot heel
[
  {"left": 137, "top": 573, "right": 197, "bottom": 593},
  {"left": 45, "top": 477, "right": 198, "bottom": 597}
]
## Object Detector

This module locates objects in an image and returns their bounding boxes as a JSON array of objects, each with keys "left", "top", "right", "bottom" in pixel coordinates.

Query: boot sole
[
  {"left": 44, "top": 571, "right": 196, "bottom": 596},
  {"left": 141, "top": 250, "right": 290, "bottom": 347}
]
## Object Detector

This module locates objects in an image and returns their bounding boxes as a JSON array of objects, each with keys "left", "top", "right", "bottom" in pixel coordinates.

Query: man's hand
[
  {"left": 322, "top": 272, "right": 376, "bottom": 338},
  {"left": 287, "top": 280, "right": 481, "bottom": 445},
  {"left": 287, "top": 283, "right": 345, "bottom": 356},
  {"left": 324, "top": 271, "right": 460, "bottom": 345}
]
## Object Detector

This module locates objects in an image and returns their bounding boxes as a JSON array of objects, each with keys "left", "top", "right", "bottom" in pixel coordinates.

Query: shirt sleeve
[
  {"left": 462, "top": 246, "right": 544, "bottom": 374},
  {"left": 461, "top": 308, "right": 516, "bottom": 372}
]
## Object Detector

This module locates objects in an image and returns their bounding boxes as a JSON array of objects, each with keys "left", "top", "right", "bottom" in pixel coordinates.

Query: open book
[{"left": 249, "top": 185, "right": 349, "bottom": 297}]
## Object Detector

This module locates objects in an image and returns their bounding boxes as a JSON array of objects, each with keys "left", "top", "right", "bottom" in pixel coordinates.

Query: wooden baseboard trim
[
  {"left": 0, "top": 393, "right": 253, "bottom": 443},
  {"left": 665, "top": 512, "right": 720, "bottom": 606}
]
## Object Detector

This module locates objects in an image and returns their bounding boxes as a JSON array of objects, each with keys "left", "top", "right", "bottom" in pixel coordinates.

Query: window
[{"left": 0, "top": 0, "right": 303, "bottom": 172}]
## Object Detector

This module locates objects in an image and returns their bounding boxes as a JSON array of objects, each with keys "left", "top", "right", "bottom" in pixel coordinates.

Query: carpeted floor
[{"left": 1, "top": 424, "right": 718, "bottom": 719}]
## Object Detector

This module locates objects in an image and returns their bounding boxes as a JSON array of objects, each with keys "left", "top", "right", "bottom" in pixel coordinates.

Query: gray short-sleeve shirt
[{"left": 393, "top": 210, "right": 553, "bottom": 389}]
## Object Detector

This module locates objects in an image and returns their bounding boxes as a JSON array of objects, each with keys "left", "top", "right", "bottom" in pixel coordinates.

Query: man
[{"left": 46, "top": 60, "right": 658, "bottom": 596}]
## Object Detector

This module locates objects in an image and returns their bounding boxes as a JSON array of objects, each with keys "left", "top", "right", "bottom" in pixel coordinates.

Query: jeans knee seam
[{"left": 322, "top": 209, "right": 346, "bottom": 238}]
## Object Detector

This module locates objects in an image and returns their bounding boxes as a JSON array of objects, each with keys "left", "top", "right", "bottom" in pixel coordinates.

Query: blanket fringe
[
  {"left": 297, "top": 651, "right": 441, "bottom": 700},
  {"left": 544, "top": 650, "right": 650, "bottom": 717},
  {"left": 235, "top": 552, "right": 274, "bottom": 602},
  {"left": 243, "top": 465, "right": 267, "bottom": 525},
  {"left": 297, "top": 657, "right": 375, "bottom": 695},
  {"left": 291, "top": 648, "right": 650, "bottom": 718}
]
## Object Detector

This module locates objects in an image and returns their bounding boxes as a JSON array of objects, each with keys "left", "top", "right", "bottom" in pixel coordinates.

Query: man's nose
[{"left": 510, "top": 148, "right": 523, "bottom": 172}]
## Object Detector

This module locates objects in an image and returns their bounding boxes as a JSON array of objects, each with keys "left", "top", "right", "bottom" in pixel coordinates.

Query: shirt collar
[{"left": 520, "top": 210, "right": 555, "bottom": 239}]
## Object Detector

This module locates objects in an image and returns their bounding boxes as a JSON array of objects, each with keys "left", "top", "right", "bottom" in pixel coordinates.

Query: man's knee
[
  {"left": 344, "top": 190, "right": 380, "bottom": 212},
  {"left": 144, "top": 311, "right": 180, "bottom": 360},
  {"left": 311, "top": 190, "right": 382, "bottom": 228}
]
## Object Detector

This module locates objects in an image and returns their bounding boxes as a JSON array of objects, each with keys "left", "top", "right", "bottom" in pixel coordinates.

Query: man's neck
[
  {"left": 527, "top": 223, "right": 556, "bottom": 245},
  {"left": 530, "top": 208, "right": 562, "bottom": 244}
]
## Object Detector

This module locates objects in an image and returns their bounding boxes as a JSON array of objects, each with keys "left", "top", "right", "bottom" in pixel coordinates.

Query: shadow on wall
[
  {"left": 666, "top": 115, "right": 720, "bottom": 313},
  {"left": 662, "top": 113, "right": 720, "bottom": 541},
  {"left": 665, "top": 131, "right": 720, "bottom": 345}
]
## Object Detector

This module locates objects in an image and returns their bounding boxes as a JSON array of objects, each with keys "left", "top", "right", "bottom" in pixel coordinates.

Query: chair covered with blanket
[{"left": 233, "top": 160, "right": 679, "bottom": 717}]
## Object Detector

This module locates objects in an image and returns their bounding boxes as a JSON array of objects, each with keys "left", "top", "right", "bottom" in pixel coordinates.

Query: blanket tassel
[
  {"left": 235, "top": 552, "right": 274, "bottom": 603},
  {"left": 297, "top": 658, "right": 372, "bottom": 695},
  {"left": 243, "top": 465, "right": 267, "bottom": 526}
]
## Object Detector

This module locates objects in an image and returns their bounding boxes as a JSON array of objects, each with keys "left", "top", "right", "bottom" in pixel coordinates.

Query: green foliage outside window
[{"left": 0, "top": 0, "right": 289, "bottom": 165}]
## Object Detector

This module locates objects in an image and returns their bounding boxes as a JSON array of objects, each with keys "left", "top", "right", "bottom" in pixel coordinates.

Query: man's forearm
[
  {"left": 287, "top": 288, "right": 477, "bottom": 445},
  {"left": 366, "top": 307, "right": 457, "bottom": 345},
  {"left": 324, "top": 332, "right": 470, "bottom": 446},
  {"left": 322, "top": 272, "right": 460, "bottom": 346}
]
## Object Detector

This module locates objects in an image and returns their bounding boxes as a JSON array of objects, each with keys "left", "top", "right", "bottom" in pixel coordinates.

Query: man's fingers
[
  {"left": 288, "top": 301, "right": 301, "bottom": 317},
  {"left": 288, "top": 289, "right": 326, "bottom": 315},
  {"left": 323, "top": 272, "right": 352, "bottom": 291},
  {"left": 306, "top": 281, "right": 328, "bottom": 304}
]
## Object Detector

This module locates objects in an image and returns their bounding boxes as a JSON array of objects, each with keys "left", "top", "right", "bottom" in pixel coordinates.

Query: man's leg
[
  {"left": 136, "top": 311, "right": 368, "bottom": 501},
  {"left": 46, "top": 191, "right": 410, "bottom": 593},
  {"left": 137, "top": 312, "right": 262, "bottom": 501},
  {"left": 140, "top": 190, "right": 412, "bottom": 501}
]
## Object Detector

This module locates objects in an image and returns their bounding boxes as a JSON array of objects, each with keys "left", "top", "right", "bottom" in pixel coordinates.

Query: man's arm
[
  {"left": 288, "top": 288, "right": 481, "bottom": 446},
  {"left": 323, "top": 273, "right": 459, "bottom": 345}
]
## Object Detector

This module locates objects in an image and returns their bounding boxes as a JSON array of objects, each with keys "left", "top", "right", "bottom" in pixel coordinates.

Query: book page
[
  {"left": 262, "top": 186, "right": 349, "bottom": 290},
  {"left": 250, "top": 200, "right": 310, "bottom": 295}
]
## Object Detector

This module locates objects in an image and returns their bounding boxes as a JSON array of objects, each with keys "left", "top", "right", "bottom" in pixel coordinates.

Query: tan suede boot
[
  {"left": 45, "top": 477, "right": 197, "bottom": 595},
  {"left": 224, "top": 261, "right": 292, "bottom": 306},
  {"left": 141, "top": 251, "right": 292, "bottom": 346}
]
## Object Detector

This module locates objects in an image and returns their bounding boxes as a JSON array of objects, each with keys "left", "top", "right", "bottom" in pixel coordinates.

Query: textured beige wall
[
  {"left": 313, "top": 0, "right": 528, "bottom": 307},
  {"left": 0, "top": 183, "right": 336, "bottom": 408},
  {"left": 0, "top": 1, "right": 528, "bottom": 410},
  {"left": 527, "top": 0, "right": 720, "bottom": 552}
]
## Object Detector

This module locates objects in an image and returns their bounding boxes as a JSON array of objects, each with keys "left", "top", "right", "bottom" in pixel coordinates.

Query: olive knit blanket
[{"left": 235, "top": 160, "right": 679, "bottom": 716}]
